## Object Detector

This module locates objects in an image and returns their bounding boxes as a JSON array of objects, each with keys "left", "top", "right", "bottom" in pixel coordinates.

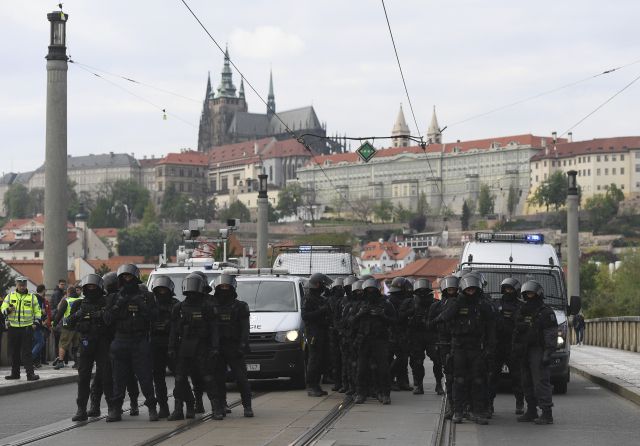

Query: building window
[
  {"left": 179, "top": 182, "right": 184, "bottom": 192},
  {"left": 621, "top": 184, "right": 625, "bottom": 190},
  {"left": 604, "top": 155, "right": 608, "bottom": 161},
  {"left": 170, "top": 167, "right": 176, "bottom": 176},
  {"left": 187, "top": 169, "right": 192, "bottom": 177},
  {"left": 621, "top": 168, "right": 625, "bottom": 174},
  {"left": 552, "top": 161, "right": 556, "bottom": 167},
  {"left": 612, "top": 155, "right": 616, "bottom": 161},
  {"left": 588, "top": 169, "right": 591, "bottom": 176},
  {"left": 233, "top": 175, "right": 240, "bottom": 186},
  {"left": 588, "top": 156, "right": 591, "bottom": 162},
  {"left": 187, "top": 183, "right": 192, "bottom": 192},
  {"left": 34, "top": 251, "right": 40, "bottom": 258},
  {"left": 621, "top": 155, "right": 625, "bottom": 161},
  {"left": 613, "top": 168, "right": 616, "bottom": 175},
  {"left": 597, "top": 185, "right": 601, "bottom": 190},
  {"left": 597, "top": 156, "right": 601, "bottom": 162},
  {"left": 158, "top": 182, "right": 163, "bottom": 192},
  {"left": 535, "top": 175, "right": 538, "bottom": 182},
  {"left": 544, "top": 161, "right": 547, "bottom": 167},
  {"left": 597, "top": 169, "right": 601, "bottom": 176},
  {"left": 605, "top": 168, "right": 609, "bottom": 175},
  {"left": 210, "top": 180, "right": 216, "bottom": 192},
  {"left": 157, "top": 167, "right": 163, "bottom": 177},
  {"left": 536, "top": 162, "right": 539, "bottom": 169},
  {"left": 221, "top": 177, "right": 228, "bottom": 191}
]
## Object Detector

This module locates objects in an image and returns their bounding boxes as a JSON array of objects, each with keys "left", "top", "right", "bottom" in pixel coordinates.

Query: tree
[
  {"left": 507, "top": 185, "right": 518, "bottom": 217},
  {"left": 372, "top": 199, "right": 393, "bottom": 223},
  {"left": 276, "top": 183, "right": 304, "bottom": 217},
  {"left": 67, "top": 178, "right": 81, "bottom": 221},
  {"left": 161, "top": 184, "right": 188, "bottom": 223},
  {"left": 393, "top": 204, "right": 412, "bottom": 223},
  {"left": 478, "top": 184, "right": 495, "bottom": 217},
  {"left": 584, "top": 184, "right": 625, "bottom": 233},
  {"left": 141, "top": 202, "right": 158, "bottom": 227},
  {"left": 529, "top": 171, "right": 568, "bottom": 212},
  {"left": 109, "top": 179, "right": 151, "bottom": 221},
  {"left": 0, "top": 260, "right": 15, "bottom": 296},
  {"left": 330, "top": 194, "right": 347, "bottom": 219},
  {"left": 218, "top": 201, "right": 251, "bottom": 223},
  {"left": 417, "top": 192, "right": 430, "bottom": 216},
  {"left": 461, "top": 200, "right": 471, "bottom": 230},
  {"left": 88, "top": 197, "right": 126, "bottom": 228},
  {"left": 4, "top": 183, "right": 30, "bottom": 218},
  {"left": 409, "top": 214, "right": 426, "bottom": 232},
  {"left": 117, "top": 223, "right": 166, "bottom": 258},
  {"left": 268, "top": 202, "right": 279, "bottom": 222},
  {"left": 28, "top": 188, "right": 45, "bottom": 216}
]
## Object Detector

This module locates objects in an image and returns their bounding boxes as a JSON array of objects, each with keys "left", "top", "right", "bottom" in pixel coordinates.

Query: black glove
[{"left": 541, "top": 350, "right": 553, "bottom": 366}]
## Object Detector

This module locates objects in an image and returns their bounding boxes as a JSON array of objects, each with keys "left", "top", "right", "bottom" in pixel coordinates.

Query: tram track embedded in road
[
  {"left": 285, "top": 395, "right": 355, "bottom": 446},
  {"left": 431, "top": 396, "right": 455, "bottom": 446}
]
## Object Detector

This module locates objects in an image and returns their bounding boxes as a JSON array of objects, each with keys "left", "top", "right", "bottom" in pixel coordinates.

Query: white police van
[
  {"left": 219, "top": 268, "right": 307, "bottom": 388},
  {"left": 146, "top": 258, "right": 233, "bottom": 300},
  {"left": 272, "top": 245, "right": 359, "bottom": 278},
  {"left": 458, "top": 232, "right": 581, "bottom": 394}
]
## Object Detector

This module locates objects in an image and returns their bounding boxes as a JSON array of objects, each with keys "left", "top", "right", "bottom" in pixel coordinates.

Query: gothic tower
[
  {"left": 267, "top": 70, "right": 276, "bottom": 119},
  {"left": 426, "top": 106, "right": 442, "bottom": 144},
  {"left": 391, "top": 104, "right": 410, "bottom": 147},
  {"left": 197, "top": 72, "right": 213, "bottom": 152}
]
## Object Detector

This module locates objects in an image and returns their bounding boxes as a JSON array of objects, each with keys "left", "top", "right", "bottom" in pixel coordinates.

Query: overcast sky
[{"left": 2, "top": 0, "right": 639, "bottom": 173}]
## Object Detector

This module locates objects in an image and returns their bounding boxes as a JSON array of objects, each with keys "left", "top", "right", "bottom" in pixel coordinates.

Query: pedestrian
[
  {"left": 31, "top": 284, "right": 48, "bottom": 368},
  {"left": 1, "top": 277, "right": 42, "bottom": 381},
  {"left": 66, "top": 274, "right": 112, "bottom": 421},
  {"left": 50, "top": 279, "right": 66, "bottom": 358},
  {"left": 301, "top": 272, "right": 333, "bottom": 397},
  {"left": 212, "top": 273, "right": 253, "bottom": 417},
  {"left": 573, "top": 312, "right": 585, "bottom": 345},
  {"left": 104, "top": 264, "right": 159, "bottom": 422},
  {"left": 513, "top": 280, "right": 558, "bottom": 425},
  {"left": 150, "top": 275, "right": 179, "bottom": 419},
  {"left": 53, "top": 285, "right": 82, "bottom": 369},
  {"left": 41, "top": 289, "right": 53, "bottom": 366}
]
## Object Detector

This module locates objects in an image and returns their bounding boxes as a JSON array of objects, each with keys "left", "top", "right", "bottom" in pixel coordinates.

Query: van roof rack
[
  {"left": 475, "top": 232, "right": 544, "bottom": 244},
  {"left": 221, "top": 268, "right": 290, "bottom": 276}
]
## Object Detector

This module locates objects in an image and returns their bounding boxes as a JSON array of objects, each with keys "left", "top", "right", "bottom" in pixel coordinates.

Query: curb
[
  {"left": 570, "top": 364, "right": 640, "bottom": 407},
  {"left": 0, "top": 374, "right": 78, "bottom": 396}
]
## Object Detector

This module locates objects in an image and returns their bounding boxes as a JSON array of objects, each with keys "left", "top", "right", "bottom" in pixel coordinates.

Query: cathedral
[{"left": 197, "top": 48, "right": 340, "bottom": 154}]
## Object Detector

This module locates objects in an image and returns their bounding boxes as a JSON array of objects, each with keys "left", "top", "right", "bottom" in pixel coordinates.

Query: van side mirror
[{"left": 568, "top": 295, "right": 581, "bottom": 315}]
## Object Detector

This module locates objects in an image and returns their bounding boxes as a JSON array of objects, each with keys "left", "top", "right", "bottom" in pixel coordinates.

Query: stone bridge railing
[{"left": 570, "top": 316, "right": 640, "bottom": 352}]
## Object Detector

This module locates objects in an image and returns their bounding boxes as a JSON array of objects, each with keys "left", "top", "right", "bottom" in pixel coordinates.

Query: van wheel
[{"left": 553, "top": 379, "right": 568, "bottom": 394}]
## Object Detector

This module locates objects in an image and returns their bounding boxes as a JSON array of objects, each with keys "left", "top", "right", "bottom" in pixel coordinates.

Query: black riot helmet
[
  {"left": 343, "top": 276, "right": 357, "bottom": 293},
  {"left": 463, "top": 271, "right": 487, "bottom": 290},
  {"left": 102, "top": 272, "right": 118, "bottom": 294},
  {"left": 403, "top": 278, "right": 415, "bottom": 294},
  {"left": 192, "top": 271, "right": 213, "bottom": 293},
  {"left": 359, "top": 274, "right": 374, "bottom": 282},
  {"left": 413, "top": 278, "right": 433, "bottom": 295},
  {"left": 81, "top": 273, "right": 104, "bottom": 294},
  {"left": 362, "top": 278, "right": 381, "bottom": 295},
  {"left": 459, "top": 275, "right": 483, "bottom": 295},
  {"left": 182, "top": 273, "right": 207, "bottom": 295},
  {"left": 389, "top": 277, "right": 406, "bottom": 293},
  {"left": 151, "top": 275, "right": 175, "bottom": 296},
  {"left": 214, "top": 273, "right": 237, "bottom": 291},
  {"left": 331, "top": 277, "right": 345, "bottom": 296},
  {"left": 440, "top": 275, "right": 459, "bottom": 295},
  {"left": 117, "top": 263, "right": 142, "bottom": 284},
  {"left": 521, "top": 280, "right": 544, "bottom": 300},
  {"left": 308, "top": 273, "right": 332, "bottom": 292},
  {"left": 500, "top": 277, "right": 521, "bottom": 294},
  {"left": 352, "top": 279, "right": 364, "bottom": 298}
]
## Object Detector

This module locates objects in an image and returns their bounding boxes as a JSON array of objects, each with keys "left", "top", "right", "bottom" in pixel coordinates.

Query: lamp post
[
  {"left": 566, "top": 170, "right": 580, "bottom": 305},
  {"left": 256, "top": 174, "right": 269, "bottom": 267},
  {"left": 44, "top": 8, "right": 69, "bottom": 290}
]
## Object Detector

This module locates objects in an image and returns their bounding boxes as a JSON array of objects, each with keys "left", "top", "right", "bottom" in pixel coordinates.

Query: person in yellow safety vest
[
  {"left": 1, "top": 276, "right": 42, "bottom": 381},
  {"left": 53, "top": 286, "right": 83, "bottom": 370}
]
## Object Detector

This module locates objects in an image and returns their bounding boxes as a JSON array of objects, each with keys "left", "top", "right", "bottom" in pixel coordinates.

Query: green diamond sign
[{"left": 356, "top": 141, "right": 377, "bottom": 163}]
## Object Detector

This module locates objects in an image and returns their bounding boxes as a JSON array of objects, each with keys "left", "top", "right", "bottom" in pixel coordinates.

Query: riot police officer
[
  {"left": 168, "top": 273, "right": 219, "bottom": 420},
  {"left": 490, "top": 277, "right": 524, "bottom": 415},
  {"left": 66, "top": 274, "right": 111, "bottom": 421},
  {"left": 343, "top": 279, "right": 364, "bottom": 396},
  {"left": 338, "top": 276, "right": 357, "bottom": 393},
  {"left": 301, "top": 272, "right": 333, "bottom": 397},
  {"left": 212, "top": 273, "right": 253, "bottom": 418},
  {"left": 428, "top": 275, "right": 459, "bottom": 419},
  {"left": 327, "top": 278, "right": 345, "bottom": 392},
  {"left": 150, "top": 275, "right": 179, "bottom": 419},
  {"left": 354, "top": 278, "right": 395, "bottom": 405},
  {"left": 104, "top": 264, "right": 159, "bottom": 422},
  {"left": 513, "top": 280, "right": 557, "bottom": 425},
  {"left": 404, "top": 278, "right": 443, "bottom": 395},
  {"left": 388, "top": 277, "right": 412, "bottom": 391},
  {"left": 437, "top": 274, "right": 495, "bottom": 425}
]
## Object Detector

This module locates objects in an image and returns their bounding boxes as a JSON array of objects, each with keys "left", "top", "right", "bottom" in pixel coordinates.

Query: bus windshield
[{"left": 236, "top": 281, "right": 298, "bottom": 312}]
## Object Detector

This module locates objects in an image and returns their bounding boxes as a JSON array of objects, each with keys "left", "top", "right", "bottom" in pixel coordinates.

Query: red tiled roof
[
  {"left": 8, "top": 232, "right": 77, "bottom": 251},
  {"left": 361, "top": 241, "right": 413, "bottom": 261},
  {"left": 138, "top": 158, "right": 161, "bottom": 168},
  {"left": 308, "top": 134, "right": 558, "bottom": 166},
  {"left": 375, "top": 257, "right": 459, "bottom": 282},
  {"left": 2, "top": 215, "right": 74, "bottom": 231},
  {"left": 2, "top": 259, "right": 75, "bottom": 286},
  {"left": 262, "top": 139, "right": 313, "bottom": 159},
  {"left": 93, "top": 227, "right": 118, "bottom": 238},
  {"left": 208, "top": 138, "right": 274, "bottom": 166},
  {"left": 158, "top": 151, "right": 209, "bottom": 166},
  {"left": 530, "top": 136, "right": 640, "bottom": 161}
]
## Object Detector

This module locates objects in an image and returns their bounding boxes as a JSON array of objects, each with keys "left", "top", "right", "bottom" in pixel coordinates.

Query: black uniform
[
  {"left": 104, "top": 266, "right": 158, "bottom": 422},
  {"left": 301, "top": 274, "right": 332, "bottom": 396},
  {"left": 341, "top": 279, "right": 364, "bottom": 396},
  {"left": 354, "top": 279, "right": 395, "bottom": 404},
  {"left": 67, "top": 275, "right": 111, "bottom": 421},
  {"left": 513, "top": 281, "right": 557, "bottom": 424},
  {"left": 212, "top": 275, "right": 253, "bottom": 416},
  {"left": 327, "top": 279, "right": 345, "bottom": 391},
  {"left": 388, "top": 278, "right": 412, "bottom": 391}
]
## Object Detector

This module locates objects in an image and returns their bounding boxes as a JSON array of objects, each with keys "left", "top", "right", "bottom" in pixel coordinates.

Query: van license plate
[{"left": 247, "top": 364, "right": 260, "bottom": 371}]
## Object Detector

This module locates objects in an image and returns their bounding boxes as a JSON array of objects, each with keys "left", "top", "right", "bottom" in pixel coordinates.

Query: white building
[{"left": 360, "top": 241, "right": 415, "bottom": 273}]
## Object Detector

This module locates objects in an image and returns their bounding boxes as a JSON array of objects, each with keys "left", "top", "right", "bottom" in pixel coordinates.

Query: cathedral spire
[
  {"left": 267, "top": 69, "right": 276, "bottom": 118},
  {"left": 239, "top": 78, "right": 245, "bottom": 99},
  {"left": 427, "top": 105, "right": 442, "bottom": 144},
  {"left": 217, "top": 45, "right": 237, "bottom": 98},
  {"left": 205, "top": 71, "right": 212, "bottom": 99},
  {"left": 391, "top": 103, "right": 410, "bottom": 147}
]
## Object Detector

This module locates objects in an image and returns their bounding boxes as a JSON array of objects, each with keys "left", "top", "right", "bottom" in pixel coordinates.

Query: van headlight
[
  {"left": 557, "top": 333, "right": 565, "bottom": 348},
  {"left": 275, "top": 330, "right": 299, "bottom": 342}
]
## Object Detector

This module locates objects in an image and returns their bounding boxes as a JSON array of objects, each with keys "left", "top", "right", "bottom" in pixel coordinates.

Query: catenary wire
[{"left": 70, "top": 62, "right": 197, "bottom": 128}]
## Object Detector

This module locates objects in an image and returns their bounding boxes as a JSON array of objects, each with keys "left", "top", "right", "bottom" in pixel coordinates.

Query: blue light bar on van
[{"left": 475, "top": 232, "right": 544, "bottom": 244}]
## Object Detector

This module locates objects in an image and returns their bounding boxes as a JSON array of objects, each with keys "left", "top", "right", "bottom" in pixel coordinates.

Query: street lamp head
[
  {"left": 258, "top": 173, "right": 268, "bottom": 198},
  {"left": 567, "top": 170, "right": 578, "bottom": 195},
  {"left": 47, "top": 9, "right": 68, "bottom": 60}
]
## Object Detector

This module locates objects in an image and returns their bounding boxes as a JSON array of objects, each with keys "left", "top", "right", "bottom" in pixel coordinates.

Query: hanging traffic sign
[{"left": 356, "top": 141, "right": 377, "bottom": 163}]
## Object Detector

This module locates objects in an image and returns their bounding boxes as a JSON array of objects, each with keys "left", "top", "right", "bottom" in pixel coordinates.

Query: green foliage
[
  {"left": 109, "top": 180, "right": 150, "bottom": 220},
  {"left": 276, "top": 183, "right": 304, "bottom": 217},
  {"left": 28, "top": 188, "right": 45, "bottom": 216},
  {"left": 372, "top": 199, "right": 393, "bottom": 223},
  {"left": 294, "top": 232, "right": 352, "bottom": 246},
  {"left": 268, "top": 202, "right": 279, "bottom": 223},
  {"left": 218, "top": 201, "right": 251, "bottom": 223},
  {"left": 117, "top": 223, "right": 165, "bottom": 257},
  {"left": 478, "top": 184, "right": 495, "bottom": 217},
  {"left": 461, "top": 200, "right": 471, "bottom": 231},
  {"left": 4, "top": 183, "right": 30, "bottom": 218},
  {"left": 393, "top": 204, "right": 412, "bottom": 223},
  {"left": 0, "top": 260, "right": 16, "bottom": 296},
  {"left": 89, "top": 197, "right": 126, "bottom": 228},
  {"left": 141, "top": 203, "right": 158, "bottom": 227},
  {"left": 417, "top": 192, "right": 430, "bottom": 216},
  {"left": 528, "top": 171, "right": 567, "bottom": 212},
  {"left": 584, "top": 184, "right": 625, "bottom": 234}
]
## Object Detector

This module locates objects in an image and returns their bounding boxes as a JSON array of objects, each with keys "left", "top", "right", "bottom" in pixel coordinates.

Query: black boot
[
  {"left": 148, "top": 404, "right": 159, "bottom": 422},
  {"left": 307, "top": 387, "right": 327, "bottom": 397},
  {"left": 158, "top": 401, "right": 170, "bottom": 419},
  {"left": 194, "top": 395, "right": 205, "bottom": 414},
  {"left": 534, "top": 407, "right": 553, "bottom": 425},
  {"left": 212, "top": 400, "right": 224, "bottom": 421},
  {"left": 243, "top": 406, "right": 254, "bottom": 417},
  {"left": 106, "top": 404, "right": 122, "bottom": 423},
  {"left": 435, "top": 381, "right": 444, "bottom": 395},
  {"left": 129, "top": 399, "right": 139, "bottom": 416},
  {"left": 72, "top": 406, "right": 88, "bottom": 422},
  {"left": 381, "top": 394, "right": 391, "bottom": 405},
  {"left": 517, "top": 405, "right": 539, "bottom": 422},
  {"left": 413, "top": 384, "right": 424, "bottom": 395},
  {"left": 87, "top": 397, "right": 101, "bottom": 418},
  {"left": 26, "top": 374, "right": 40, "bottom": 381},
  {"left": 452, "top": 412, "right": 463, "bottom": 424},
  {"left": 5, "top": 373, "right": 20, "bottom": 380},
  {"left": 354, "top": 394, "right": 366, "bottom": 404},
  {"left": 168, "top": 400, "right": 184, "bottom": 421},
  {"left": 515, "top": 397, "right": 525, "bottom": 415},
  {"left": 398, "top": 381, "right": 413, "bottom": 391},
  {"left": 472, "top": 412, "right": 489, "bottom": 425},
  {"left": 185, "top": 402, "right": 196, "bottom": 419}
]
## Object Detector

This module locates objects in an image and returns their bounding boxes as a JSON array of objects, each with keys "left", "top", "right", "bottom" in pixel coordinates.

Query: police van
[
  {"left": 272, "top": 245, "right": 359, "bottom": 278},
  {"left": 219, "top": 268, "right": 307, "bottom": 388},
  {"left": 457, "top": 232, "right": 581, "bottom": 394},
  {"left": 146, "top": 258, "right": 235, "bottom": 300}
]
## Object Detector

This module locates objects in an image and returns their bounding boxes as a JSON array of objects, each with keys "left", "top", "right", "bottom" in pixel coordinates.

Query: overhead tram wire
[
  {"left": 381, "top": 0, "right": 443, "bottom": 204},
  {"left": 178, "top": 0, "right": 364, "bottom": 216},
  {"left": 445, "top": 56, "right": 640, "bottom": 129},
  {"left": 558, "top": 70, "right": 640, "bottom": 138},
  {"left": 71, "top": 62, "right": 197, "bottom": 128}
]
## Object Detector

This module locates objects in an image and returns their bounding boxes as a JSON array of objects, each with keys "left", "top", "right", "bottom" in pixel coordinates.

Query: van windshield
[
  {"left": 149, "top": 271, "right": 221, "bottom": 301},
  {"left": 236, "top": 281, "right": 298, "bottom": 312}
]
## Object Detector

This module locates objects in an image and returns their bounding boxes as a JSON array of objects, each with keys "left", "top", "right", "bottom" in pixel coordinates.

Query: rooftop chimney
[{"left": 568, "top": 132, "right": 573, "bottom": 143}]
